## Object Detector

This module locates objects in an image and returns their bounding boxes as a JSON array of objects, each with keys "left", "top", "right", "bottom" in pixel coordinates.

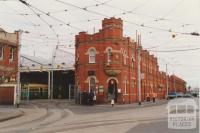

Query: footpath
[
  {"left": 0, "top": 106, "right": 24, "bottom": 122},
  {"left": 95, "top": 99, "right": 168, "bottom": 108}
]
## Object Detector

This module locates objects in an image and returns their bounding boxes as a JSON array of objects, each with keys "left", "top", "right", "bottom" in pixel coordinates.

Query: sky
[{"left": 0, "top": 0, "right": 200, "bottom": 88}]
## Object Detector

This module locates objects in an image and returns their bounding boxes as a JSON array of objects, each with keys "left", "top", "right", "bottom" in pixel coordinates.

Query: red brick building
[
  {"left": 140, "top": 50, "right": 167, "bottom": 100},
  {"left": 0, "top": 28, "right": 19, "bottom": 104},
  {"left": 75, "top": 17, "right": 186, "bottom": 104},
  {"left": 169, "top": 75, "right": 186, "bottom": 94}
]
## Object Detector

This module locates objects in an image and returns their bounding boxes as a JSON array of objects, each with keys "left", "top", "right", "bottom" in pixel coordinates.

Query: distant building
[
  {"left": 0, "top": 28, "right": 19, "bottom": 104},
  {"left": 169, "top": 75, "right": 186, "bottom": 94},
  {"left": 141, "top": 49, "right": 167, "bottom": 100},
  {"left": 75, "top": 17, "right": 187, "bottom": 104}
]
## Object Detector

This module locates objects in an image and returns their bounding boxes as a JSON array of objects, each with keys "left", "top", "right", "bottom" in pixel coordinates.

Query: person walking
[
  {"left": 152, "top": 92, "right": 156, "bottom": 103},
  {"left": 88, "top": 90, "right": 94, "bottom": 105},
  {"left": 111, "top": 89, "right": 115, "bottom": 107},
  {"left": 146, "top": 93, "right": 150, "bottom": 102},
  {"left": 111, "top": 98, "right": 114, "bottom": 107},
  {"left": 93, "top": 92, "right": 96, "bottom": 105}
]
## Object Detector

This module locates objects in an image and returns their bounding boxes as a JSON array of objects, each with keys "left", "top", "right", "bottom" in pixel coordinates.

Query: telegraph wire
[
  {"left": 149, "top": 47, "right": 200, "bottom": 52},
  {"left": 18, "top": 0, "right": 61, "bottom": 45},
  {"left": 161, "top": 0, "right": 185, "bottom": 19},
  {"left": 110, "top": 0, "right": 152, "bottom": 17},
  {"left": 0, "top": 2, "right": 49, "bottom": 44},
  {"left": 55, "top": 0, "right": 109, "bottom": 17},
  {"left": 54, "top": 0, "right": 199, "bottom": 37},
  {"left": 19, "top": 0, "right": 83, "bottom": 31},
  {"left": 99, "top": 0, "right": 195, "bottom": 31},
  {"left": 4, "top": 0, "right": 198, "bottom": 38}
]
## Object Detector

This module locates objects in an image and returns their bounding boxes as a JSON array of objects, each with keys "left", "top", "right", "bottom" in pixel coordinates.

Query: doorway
[{"left": 108, "top": 79, "right": 118, "bottom": 102}]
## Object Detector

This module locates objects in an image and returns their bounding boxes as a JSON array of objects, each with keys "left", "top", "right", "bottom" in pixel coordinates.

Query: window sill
[{"left": 9, "top": 59, "right": 14, "bottom": 62}]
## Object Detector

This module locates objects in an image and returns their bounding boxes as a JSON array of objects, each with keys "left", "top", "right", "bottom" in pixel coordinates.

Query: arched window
[
  {"left": 89, "top": 49, "right": 96, "bottom": 63},
  {"left": 89, "top": 77, "right": 96, "bottom": 92}
]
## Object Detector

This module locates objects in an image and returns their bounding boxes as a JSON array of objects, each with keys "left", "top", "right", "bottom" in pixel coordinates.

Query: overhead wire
[
  {"left": 54, "top": 0, "right": 199, "bottom": 37},
  {"left": 55, "top": 0, "right": 108, "bottom": 17},
  {"left": 0, "top": 2, "right": 51, "bottom": 45},
  {"left": 98, "top": 0, "right": 196, "bottom": 34},
  {"left": 161, "top": 0, "right": 185, "bottom": 19},
  {"left": 149, "top": 47, "right": 200, "bottom": 52},
  {"left": 18, "top": 0, "right": 62, "bottom": 45},
  {"left": 2, "top": 0, "right": 200, "bottom": 54}
]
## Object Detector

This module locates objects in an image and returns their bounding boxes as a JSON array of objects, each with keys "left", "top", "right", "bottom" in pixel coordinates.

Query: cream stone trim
[
  {"left": 85, "top": 47, "right": 99, "bottom": 55},
  {"left": 106, "top": 77, "right": 119, "bottom": 84},
  {"left": 85, "top": 76, "right": 99, "bottom": 83}
]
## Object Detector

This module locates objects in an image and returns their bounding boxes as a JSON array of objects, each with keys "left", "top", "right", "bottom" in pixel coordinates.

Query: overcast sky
[{"left": 0, "top": 0, "right": 200, "bottom": 87}]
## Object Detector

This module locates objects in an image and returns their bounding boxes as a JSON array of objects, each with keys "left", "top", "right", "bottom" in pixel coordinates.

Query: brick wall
[
  {"left": 0, "top": 86, "right": 14, "bottom": 104},
  {"left": 75, "top": 17, "right": 186, "bottom": 104},
  {"left": 0, "top": 29, "right": 19, "bottom": 84}
]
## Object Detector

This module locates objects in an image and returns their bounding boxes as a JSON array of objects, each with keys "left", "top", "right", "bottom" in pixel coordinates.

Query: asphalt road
[
  {"left": 0, "top": 98, "right": 199, "bottom": 133},
  {"left": 126, "top": 119, "right": 199, "bottom": 133}
]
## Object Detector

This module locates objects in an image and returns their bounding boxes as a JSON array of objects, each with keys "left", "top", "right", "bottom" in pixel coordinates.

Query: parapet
[{"left": 76, "top": 17, "right": 124, "bottom": 43}]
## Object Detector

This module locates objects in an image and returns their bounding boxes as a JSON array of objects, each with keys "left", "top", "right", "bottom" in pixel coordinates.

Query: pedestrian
[
  {"left": 111, "top": 99, "right": 114, "bottom": 107},
  {"left": 93, "top": 92, "right": 96, "bottom": 105},
  {"left": 153, "top": 93, "right": 156, "bottom": 103},
  {"left": 88, "top": 90, "right": 94, "bottom": 105},
  {"left": 146, "top": 93, "right": 150, "bottom": 102}
]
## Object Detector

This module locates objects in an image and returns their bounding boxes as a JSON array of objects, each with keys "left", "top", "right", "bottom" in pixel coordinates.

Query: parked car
[
  {"left": 183, "top": 93, "right": 192, "bottom": 98},
  {"left": 167, "top": 93, "right": 176, "bottom": 99},
  {"left": 176, "top": 93, "right": 184, "bottom": 98}
]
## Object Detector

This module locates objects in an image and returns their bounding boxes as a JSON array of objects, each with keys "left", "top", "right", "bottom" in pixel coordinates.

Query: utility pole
[
  {"left": 16, "top": 30, "right": 22, "bottom": 107},
  {"left": 50, "top": 45, "right": 58, "bottom": 99},
  {"left": 137, "top": 34, "right": 141, "bottom": 105},
  {"left": 166, "top": 64, "right": 169, "bottom": 99}
]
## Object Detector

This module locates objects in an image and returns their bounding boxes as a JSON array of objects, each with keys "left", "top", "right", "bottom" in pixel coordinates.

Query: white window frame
[
  {"left": 0, "top": 45, "right": 4, "bottom": 60},
  {"left": 9, "top": 47, "right": 14, "bottom": 62},
  {"left": 89, "top": 49, "right": 96, "bottom": 63}
]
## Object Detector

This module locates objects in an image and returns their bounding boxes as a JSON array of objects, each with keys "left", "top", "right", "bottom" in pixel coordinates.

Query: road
[{"left": 0, "top": 99, "right": 199, "bottom": 133}]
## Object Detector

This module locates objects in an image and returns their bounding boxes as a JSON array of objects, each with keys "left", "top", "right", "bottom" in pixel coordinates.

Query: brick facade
[
  {"left": 0, "top": 28, "right": 19, "bottom": 105},
  {"left": 75, "top": 17, "right": 186, "bottom": 104},
  {"left": 169, "top": 75, "right": 186, "bottom": 94},
  {"left": 0, "top": 28, "right": 19, "bottom": 84}
]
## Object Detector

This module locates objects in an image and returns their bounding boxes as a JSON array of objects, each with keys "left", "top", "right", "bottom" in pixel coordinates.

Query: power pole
[
  {"left": 16, "top": 30, "right": 22, "bottom": 107},
  {"left": 137, "top": 34, "right": 141, "bottom": 105},
  {"left": 51, "top": 46, "right": 57, "bottom": 100},
  {"left": 166, "top": 64, "right": 169, "bottom": 99}
]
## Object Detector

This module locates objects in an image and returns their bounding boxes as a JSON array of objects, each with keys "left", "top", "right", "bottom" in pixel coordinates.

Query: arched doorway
[{"left": 108, "top": 79, "right": 118, "bottom": 102}]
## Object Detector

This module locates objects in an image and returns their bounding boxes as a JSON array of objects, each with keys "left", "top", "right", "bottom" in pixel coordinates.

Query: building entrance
[{"left": 108, "top": 79, "right": 118, "bottom": 102}]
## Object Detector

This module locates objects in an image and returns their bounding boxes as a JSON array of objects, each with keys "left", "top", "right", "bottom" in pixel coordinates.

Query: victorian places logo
[{"left": 167, "top": 98, "right": 198, "bottom": 129}]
